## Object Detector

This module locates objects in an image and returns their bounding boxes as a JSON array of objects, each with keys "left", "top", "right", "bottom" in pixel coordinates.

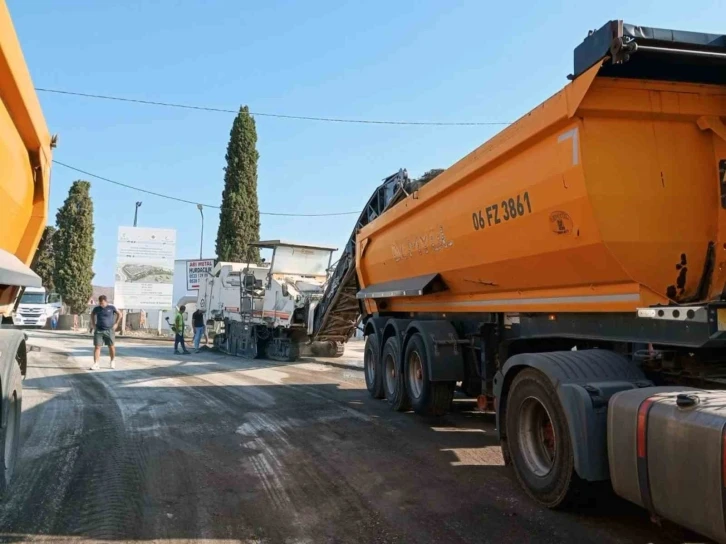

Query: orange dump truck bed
[
  {"left": 357, "top": 22, "right": 726, "bottom": 315},
  {"left": 0, "top": 0, "right": 52, "bottom": 317}
]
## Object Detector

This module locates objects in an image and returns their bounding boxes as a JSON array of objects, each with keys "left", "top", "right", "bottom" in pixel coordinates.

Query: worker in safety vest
[{"left": 174, "top": 305, "right": 190, "bottom": 355}]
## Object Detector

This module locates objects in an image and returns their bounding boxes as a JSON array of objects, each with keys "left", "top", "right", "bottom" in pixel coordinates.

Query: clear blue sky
[{"left": 8, "top": 0, "right": 725, "bottom": 286}]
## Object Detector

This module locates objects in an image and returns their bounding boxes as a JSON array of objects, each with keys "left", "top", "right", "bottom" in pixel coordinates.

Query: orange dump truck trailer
[
  {"left": 314, "top": 21, "right": 726, "bottom": 542},
  {"left": 0, "top": 0, "right": 52, "bottom": 490}
]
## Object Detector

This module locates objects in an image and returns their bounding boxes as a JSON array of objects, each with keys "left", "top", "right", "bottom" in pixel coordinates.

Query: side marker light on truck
[
  {"left": 637, "top": 397, "right": 656, "bottom": 458},
  {"left": 636, "top": 397, "right": 657, "bottom": 513}
]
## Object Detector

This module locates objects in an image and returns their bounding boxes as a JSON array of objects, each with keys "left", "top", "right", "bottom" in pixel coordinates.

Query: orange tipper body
[
  {"left": 356, "top": 29, "right": 726, "bottom": 316},
  {"left": 0, "top": 0, "right": 52, "bottom": 317}
]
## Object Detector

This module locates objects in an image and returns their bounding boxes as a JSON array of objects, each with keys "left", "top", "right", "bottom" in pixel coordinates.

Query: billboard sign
[
  {"left": 114, "top": 227, "right": 176, "bottom": 309},
  {"left": 186, "top": 259, "right": 215, "bottom": 290}
]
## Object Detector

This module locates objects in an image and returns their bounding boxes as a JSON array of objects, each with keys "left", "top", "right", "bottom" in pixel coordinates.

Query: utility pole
[
  {"left": 133, "top": 201, "right": 142, "bottom": 227},
  {"left": 197, "top": 204, "right": 204, "bottom": 259}
]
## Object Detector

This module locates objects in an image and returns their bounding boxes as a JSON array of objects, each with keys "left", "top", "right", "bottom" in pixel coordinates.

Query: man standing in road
[
  {"left": 90, "top": 295, "right": 120, "bottom": 370},
  {"left": 174, "top": 305, "right": 191, "bottom": 355},
  {"left": 192, "top": 307, "right": 205, "bottom": 353}
]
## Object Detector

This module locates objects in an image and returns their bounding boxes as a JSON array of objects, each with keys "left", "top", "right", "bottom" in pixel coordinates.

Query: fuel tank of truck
[
  {"left": 608, "top": 387, "right": 726, "bottom": 544},
  {"left": 357, "top": 22, "right": 726, "bottom": 315}
]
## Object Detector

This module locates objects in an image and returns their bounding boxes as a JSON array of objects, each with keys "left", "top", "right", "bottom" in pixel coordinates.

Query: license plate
[{"left": 718, "top": 309, "right": 726, "bottom": 331}]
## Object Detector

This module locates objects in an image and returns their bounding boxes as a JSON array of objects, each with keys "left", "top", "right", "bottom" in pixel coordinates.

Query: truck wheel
[
  {"left": 382, "top": 336, "right": 409, "bottom": 411},
  {"left": 505, "top": 368, "right": 578, "bottom": 508},
  {"left": 0, "top": 365, "right": 22, "bottom": 495},
  {"left": 364, "top": 335, "right": 384, "bottom": 399},
  {"left": 404, "top": 333, "right": 454, "bottom": 416}
]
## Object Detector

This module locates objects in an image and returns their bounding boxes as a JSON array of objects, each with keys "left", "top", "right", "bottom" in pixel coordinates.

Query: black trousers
[{"left": 174, "top": 333, "right": 187, "bottom": 352}]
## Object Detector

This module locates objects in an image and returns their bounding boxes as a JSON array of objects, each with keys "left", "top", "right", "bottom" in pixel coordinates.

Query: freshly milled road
[{"left": 0, "top": 331, "right": 699, "bottom": 543}]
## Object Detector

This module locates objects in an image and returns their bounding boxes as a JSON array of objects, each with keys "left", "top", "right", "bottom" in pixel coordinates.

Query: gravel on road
[{"left": 0, "top": 331, "right": 701, "bottom": 543}]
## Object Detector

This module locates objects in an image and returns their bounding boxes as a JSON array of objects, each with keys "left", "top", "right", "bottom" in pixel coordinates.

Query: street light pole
[
  {"left": 197, "top": 204, "right": 204, "bottom": 259},
  {"left": 133, "top": 201, "right": 142, "bottom": 227}
]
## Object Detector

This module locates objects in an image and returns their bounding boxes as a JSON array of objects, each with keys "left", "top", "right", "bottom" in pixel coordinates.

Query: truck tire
[
  {"left": 505, "top": 368, "right": 579, "bottom": 508},
  {"left": 382, "top": 336, "right": 409, "bottom": 411},
  {"left": 0, "top": 362, "right": 22, "bottom": 495},
  {"left": 364, "top": 335, "right": 384, "bottom": 399},
  {"left": 404, "top": 333, "right": 454, "bottom": 416}
]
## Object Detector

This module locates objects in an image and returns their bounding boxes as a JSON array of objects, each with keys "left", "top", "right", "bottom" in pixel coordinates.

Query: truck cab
[{"left": 12, "top": 287, "right": 60, "bottom": 328}]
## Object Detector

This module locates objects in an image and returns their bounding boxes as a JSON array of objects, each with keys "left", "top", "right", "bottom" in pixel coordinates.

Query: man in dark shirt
[
  {"left": 192, "top": 308, "right": 205, "bottom": 353},
  {"left": 90, "top": 295, "right": 120, "bottom": 370}
]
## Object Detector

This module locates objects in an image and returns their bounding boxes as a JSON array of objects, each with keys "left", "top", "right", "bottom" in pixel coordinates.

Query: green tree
[
  {"left": 216, "top": 105, "right": 261, "bottom": 263},
  {"left": 54, "top": 180, "right": 95, "bottom": 314},
  {"left": 31, "top": 226, "right": 57, "bottom": 292}
]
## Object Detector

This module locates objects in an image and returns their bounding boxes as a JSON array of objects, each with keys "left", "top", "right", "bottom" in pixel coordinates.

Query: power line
[
  {"left": 36, "top": 88, "right": 512, "bottom": 127},
  {"left": 52, "top": 160, "right": 361, "bottom": 217}
]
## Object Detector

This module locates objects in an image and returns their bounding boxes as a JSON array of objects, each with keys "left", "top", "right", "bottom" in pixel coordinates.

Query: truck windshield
[
  {"left": 272, "top": 246, "right": 331, "bottom": 276},
  {"left": 20, "top": 292, "right": 46, "bottom": 304}
]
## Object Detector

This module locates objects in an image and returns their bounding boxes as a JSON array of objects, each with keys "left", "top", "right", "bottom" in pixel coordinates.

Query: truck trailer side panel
[
  {"left": 356, "top": 67, "right": 726, "bottom": 315},
  {"left": 0, "top": 0, "right": 50, "bottom": 494},
  {"left": 0, "top": 0, "right": 52, "bottom": 316}
]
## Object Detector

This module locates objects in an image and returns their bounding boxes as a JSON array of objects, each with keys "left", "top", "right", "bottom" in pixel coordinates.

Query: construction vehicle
[
  {"left": 309, "top": 21, "right": 726, "bottom": 543},
  {"left": 12, "top": 286, "right": 61, "bottom": 328},
  {"left": 198, "top": 261, "right": 268, "bottom": 338},
  {"left": 200, "top": 241, "right": 346, "bottom": 361},
  {"left": 0, "top": 1, "right": 53, "bottom": 492}
]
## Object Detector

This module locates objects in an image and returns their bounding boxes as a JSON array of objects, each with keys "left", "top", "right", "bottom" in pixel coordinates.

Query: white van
[{"left": 12, "top": 287, "right": 61, "bottom": 328}]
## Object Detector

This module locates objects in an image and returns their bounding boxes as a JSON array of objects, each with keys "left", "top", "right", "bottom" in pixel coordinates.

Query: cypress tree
[
  {"left": 54, "top": 180, "right": 95, "bottom": 314},
  {"left": 216, "top": 105, "right": 261, "bottom": 263},
  {"left": 31, "top": 226, "right": 57, "bottom": 292}
]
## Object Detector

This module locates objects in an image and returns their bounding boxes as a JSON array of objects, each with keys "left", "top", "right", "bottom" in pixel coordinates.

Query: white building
[{"left": 141, "top": 258, "right": 215, "bottom": 331}]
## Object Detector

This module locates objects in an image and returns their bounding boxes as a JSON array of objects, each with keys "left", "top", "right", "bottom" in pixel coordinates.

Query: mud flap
[{"left": 403, "top": 320, "right": 464, "bottom": 383}]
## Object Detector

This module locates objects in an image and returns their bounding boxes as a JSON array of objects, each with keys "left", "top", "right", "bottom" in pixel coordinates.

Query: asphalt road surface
[{"left": 0, "top": 331, "right": 705, "bottom": 543}]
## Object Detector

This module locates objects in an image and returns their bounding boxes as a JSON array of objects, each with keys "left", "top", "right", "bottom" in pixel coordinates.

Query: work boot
[
  {"left": 182, "top": 350, "right": 191, "bottom": 355},
  {"left": 110, "top": 360, "right": 116, "bottom": 369},
  {"left": 90, "top": 361, "right": 100, "bottom": 371}
]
